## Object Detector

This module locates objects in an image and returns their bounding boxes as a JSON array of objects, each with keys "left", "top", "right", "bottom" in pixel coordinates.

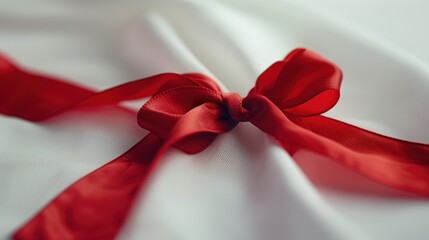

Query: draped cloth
[{"left": 0, "top": 0, "right": 425, "bottom": 239}]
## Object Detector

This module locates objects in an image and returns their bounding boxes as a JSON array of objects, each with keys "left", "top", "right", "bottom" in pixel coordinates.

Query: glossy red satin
[{"left": 1, "top": 48, "right": 429, "bottom": 240}]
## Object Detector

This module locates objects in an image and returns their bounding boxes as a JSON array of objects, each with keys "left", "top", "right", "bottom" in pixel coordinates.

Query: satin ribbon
[{"left": 2, "top": 48, "right": 429, "bottom": 240}]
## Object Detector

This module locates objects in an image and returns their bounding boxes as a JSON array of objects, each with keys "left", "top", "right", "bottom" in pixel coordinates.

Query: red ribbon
[{"left": 2, "top": 48, "right": 429, "bottom": 240}]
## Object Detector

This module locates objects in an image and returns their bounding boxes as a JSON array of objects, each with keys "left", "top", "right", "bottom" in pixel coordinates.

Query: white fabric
[{"left": 1, "top": 1, "right": 429, "bottom": 239}]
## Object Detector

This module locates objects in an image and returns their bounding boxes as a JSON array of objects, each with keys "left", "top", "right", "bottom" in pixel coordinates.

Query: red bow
[{"left": 1, "top": 48, "right": 429, "bottom": 240}]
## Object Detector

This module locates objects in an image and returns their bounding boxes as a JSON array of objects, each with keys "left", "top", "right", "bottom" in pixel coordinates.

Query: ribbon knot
[
  {"left": 2, "top": 48, "right": 429, "bottom": 240},
  {"left": 222, "top": 92, "right": 250, "bottom": 122}
]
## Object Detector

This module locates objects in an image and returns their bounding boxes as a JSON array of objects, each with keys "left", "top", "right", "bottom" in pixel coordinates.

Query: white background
[{"left": 1, "top": 1, "right": 429, "bottom": 239}]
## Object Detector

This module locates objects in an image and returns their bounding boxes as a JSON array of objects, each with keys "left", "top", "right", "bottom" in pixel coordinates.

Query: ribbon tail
[
  {"left": 302, "top": 116, "right": 429, "bottom": 195},
  {"left": 0, "top": 54, "right": 95, "bottom": 121},
  {"left": 249, "top": 96, "right": 429, "bottom": 196},
  {"left": 0, "top": 53, "right": 200, "bottom": 122},
  {"left": 13, "top": 133, "right": 164, "bottom": 240}
]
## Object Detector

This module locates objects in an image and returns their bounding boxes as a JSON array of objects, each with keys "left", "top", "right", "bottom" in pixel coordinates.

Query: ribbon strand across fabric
[{"left": 1, "top": 48, "right": 429, "bottom": 240}]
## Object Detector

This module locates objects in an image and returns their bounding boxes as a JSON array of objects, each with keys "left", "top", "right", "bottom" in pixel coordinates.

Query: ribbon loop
[
  {"left": 136, "top": 83, "right": 237, "bottom": 154},
  {"left": 250, "top": 48, "right": 342, "bottom": 117},
  {"left": 137, "top": 86, "right": 222, "bottom": 138}
]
